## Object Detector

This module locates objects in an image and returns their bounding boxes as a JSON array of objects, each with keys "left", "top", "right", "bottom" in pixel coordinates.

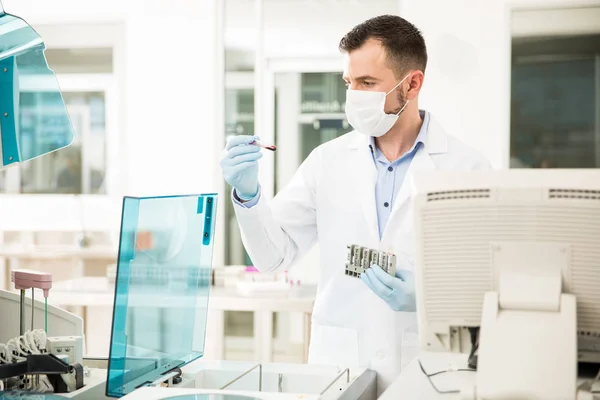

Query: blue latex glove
[
  {"left": 220, "top": 135, "right": 263, "bottom": 200},
  {"left": 361, "top": 265, "right": 416, "bottom": 312}
]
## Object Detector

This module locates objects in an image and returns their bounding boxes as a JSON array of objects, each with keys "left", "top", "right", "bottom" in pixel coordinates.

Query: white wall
[
  {"left": 398, "top": 0, "right": 509, "bottom": 168},
  {"left": 122, "top": 2, "right": 220, "bottom": 197},
  {"left": 399, "top": 0, "right": 600, "bottom": 169},
  {"left": 512, "top": 6, "right": 600, "bottom": 37},
  {"left": 1, "top": 0, "right": 128, "bottom": 24},
  {"left": 225, "top": 0, "right": 399, "bottom": 58},
  {"left": 0, "top": 0, "right": 222, "bottom": 240}
]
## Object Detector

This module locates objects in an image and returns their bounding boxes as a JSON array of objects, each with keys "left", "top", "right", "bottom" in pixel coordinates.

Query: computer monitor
[{"left": 413, "top": 169, "right": 600, "bottom": 361}]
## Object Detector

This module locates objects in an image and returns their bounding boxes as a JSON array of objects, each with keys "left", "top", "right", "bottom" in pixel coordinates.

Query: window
[
  {"left": 226, "top": 88, "right": 254, "bottom": 137},
  {"left": 510, "top": 35, "right": 600, "bottom": 168},
  {"left": 300, "top": 72, "right": 347, "bottom": 113},
  {"left": 0, "top": 48, "right": 113, "bottom": 194},
  {"left": 17, "top": 91, "right": 107, "bottom": 194},
  {"left": 299, "top": 72, "right": 351, "bottom": 162}
]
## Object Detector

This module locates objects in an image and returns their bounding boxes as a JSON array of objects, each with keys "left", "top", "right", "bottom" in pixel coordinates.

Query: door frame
[
  {"left": 505, "top": 0, "right": 600, "bottom": 168},
  {"left": 262, "top": 56, "right": 344, "bottom": 193},
  {"left": 260, "top": 56, "right": 345, "bottom": 344}
]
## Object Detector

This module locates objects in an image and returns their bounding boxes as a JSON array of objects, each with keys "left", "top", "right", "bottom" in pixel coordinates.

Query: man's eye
[{"left": 363, "top": 82, "right": 373, "bottom": 87}]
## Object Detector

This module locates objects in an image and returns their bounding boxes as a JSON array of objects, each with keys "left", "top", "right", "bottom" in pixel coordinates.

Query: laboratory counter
[
  {"left": 43, "top": 277, "right": 316, "bottom": 363},
  {"left": 379, "top": 352, "right": 599, "bottom": 400}
]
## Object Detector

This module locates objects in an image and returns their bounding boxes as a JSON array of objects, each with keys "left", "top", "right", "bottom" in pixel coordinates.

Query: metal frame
[
  {"left": 320, "top": 368, "right": 350, "bottom": 395},
  {"left": 513, "top": 54, "right": 596, "bottom": 64},
  {"left": 220, "top": 363, "right": 263, "bottom": 391},
  {"left": 213, "top": 0, "right": 226, "bottom": 270},
  {"left": 217, "top": 363, "right": 350, "bottom": 395}
]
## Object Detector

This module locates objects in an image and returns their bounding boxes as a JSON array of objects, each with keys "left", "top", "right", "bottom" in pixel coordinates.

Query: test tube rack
[{"left": 344, "top": 245, "right": 396, "bottom": 278}]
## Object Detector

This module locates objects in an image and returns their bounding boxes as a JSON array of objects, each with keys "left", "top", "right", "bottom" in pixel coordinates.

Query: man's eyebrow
[{"left": 344, "top": 75, "right": 380, "bottom": 82}]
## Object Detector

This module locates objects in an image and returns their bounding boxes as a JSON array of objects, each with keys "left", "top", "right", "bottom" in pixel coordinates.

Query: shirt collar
[{"left": 369, "top": 110, "right": 430, "bottom": 161}]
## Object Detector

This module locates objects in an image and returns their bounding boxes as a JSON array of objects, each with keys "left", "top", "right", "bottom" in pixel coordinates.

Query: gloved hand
[
  {"left": 361, "top": 265, "right": 416, "bottom": 312},
  {"left": 220, "top": 135, "right": 263, "bottom": 200}
]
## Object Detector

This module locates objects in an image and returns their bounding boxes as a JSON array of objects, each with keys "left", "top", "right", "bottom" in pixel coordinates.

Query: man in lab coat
[{"left": 220, "top": 15, "right": 490, "bottom": 394}]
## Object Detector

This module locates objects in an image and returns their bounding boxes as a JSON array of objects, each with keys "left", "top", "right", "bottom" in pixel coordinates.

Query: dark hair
[{"left": 339, "top": 15, "right": 427, "bottom": 77}]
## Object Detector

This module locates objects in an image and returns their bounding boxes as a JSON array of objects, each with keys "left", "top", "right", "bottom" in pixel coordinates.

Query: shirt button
[
  {"left": 388, "top": 166, "right": 393, "bottom": 171},
  {"left": 384, "top": 202, "right": 389, "bottom": 207}
]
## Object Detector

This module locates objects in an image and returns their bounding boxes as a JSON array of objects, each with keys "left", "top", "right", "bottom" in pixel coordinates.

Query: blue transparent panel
[
  {"left": 0, "top": 11, "right": 74, "bottom": 168},
  {"left": 106, "top": 194, "right": 217, "bottom": 398}
]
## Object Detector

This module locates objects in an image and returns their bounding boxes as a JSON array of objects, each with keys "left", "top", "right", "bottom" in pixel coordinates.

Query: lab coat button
[{"left": 376, "top": 350, "right": 384, "bottom": 359}]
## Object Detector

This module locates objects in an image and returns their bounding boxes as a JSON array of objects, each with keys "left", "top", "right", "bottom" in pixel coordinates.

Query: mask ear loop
[
  {"left": 385, "top": 73, "right": 412, "bottom": 116},
  {"left": 385, "top": 73, "right": 411, "bottom": 96},
  {"left": 395, "top": 100, "right": 410, "bottom": 116}
]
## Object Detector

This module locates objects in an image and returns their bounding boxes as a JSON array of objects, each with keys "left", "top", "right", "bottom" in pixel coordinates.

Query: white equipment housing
[
  {"left": 0, "top": 289, "right": 84, "bottom": 343},
  {"left": 413, "top": 169, "right": 600, "bottom": 400},
  {"left": 0, "top": 288, "right": 376, "bottom": 400}
]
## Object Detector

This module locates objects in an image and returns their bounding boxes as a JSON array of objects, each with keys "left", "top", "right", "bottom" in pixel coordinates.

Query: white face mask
[{"left": 344, "top": 73, "right": 410, "bottom": 137}]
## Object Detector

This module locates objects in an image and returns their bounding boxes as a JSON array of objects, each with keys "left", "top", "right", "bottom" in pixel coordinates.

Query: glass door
[
  {"left": 262, "top": 58, "right": 349, "bottom": 355},
  {"left": 270, "top": 62, "right": 350, "bottom": 194},
  {"left": 224, "top": 82, "right": 254, "bottom": 266},
  {"left": 297, "top": 72, "right": 351, "bottom": 163},
  {"left": 263, "top": 57, "right": 347, "bottom": 285}
]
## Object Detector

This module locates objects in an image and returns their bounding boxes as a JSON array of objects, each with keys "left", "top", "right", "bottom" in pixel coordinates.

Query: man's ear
[{"left": 406, "top": 71, "right": 425, "bottom": 101}]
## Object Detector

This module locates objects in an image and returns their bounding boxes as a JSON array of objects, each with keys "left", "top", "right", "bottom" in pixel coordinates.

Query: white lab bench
[
  {"left": 379, "top": 352, "right": 598, "bottom": 399},
  {"left": 378, "top": 352, "right": 474, "bottom": 400},
  {"left": 59, "top": 359, "right": 376, "bottom": 400},
  {"left": 0, "top": 244, "right": 116, "bottom": 290},
  {"left": 0, "top": 245, "right": 116, "bottom": 260},
  {"left": 0, "top": 287, "right": 376, "bottom": 399},
  {"left": 45, "top": 277, "right": 316, "bottom": 363}
]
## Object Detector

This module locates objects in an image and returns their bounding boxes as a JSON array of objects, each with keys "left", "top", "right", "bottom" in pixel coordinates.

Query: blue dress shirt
[{"left": 370, "top": 110, "right": 429, "bottom": 238}]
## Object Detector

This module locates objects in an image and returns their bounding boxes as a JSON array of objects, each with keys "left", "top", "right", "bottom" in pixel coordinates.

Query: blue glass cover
[
  {"left": 106, "top": 194, "right": 217, "bottom": 398},
  {"left": 0, "top": 9, "right": 74, "bottom": 168}
]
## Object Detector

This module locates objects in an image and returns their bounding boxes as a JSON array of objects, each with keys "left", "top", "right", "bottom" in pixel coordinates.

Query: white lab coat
[{"left": 233, "top": 113, "right": 491, "bottom": 394}]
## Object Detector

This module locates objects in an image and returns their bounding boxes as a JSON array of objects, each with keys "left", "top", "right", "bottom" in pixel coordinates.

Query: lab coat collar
[
  {"left": 348, "top": 110, "right": 448, "bottom": 155},
  {"left": 347, "top": 110, "right": 445, "bottom": 244}
]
